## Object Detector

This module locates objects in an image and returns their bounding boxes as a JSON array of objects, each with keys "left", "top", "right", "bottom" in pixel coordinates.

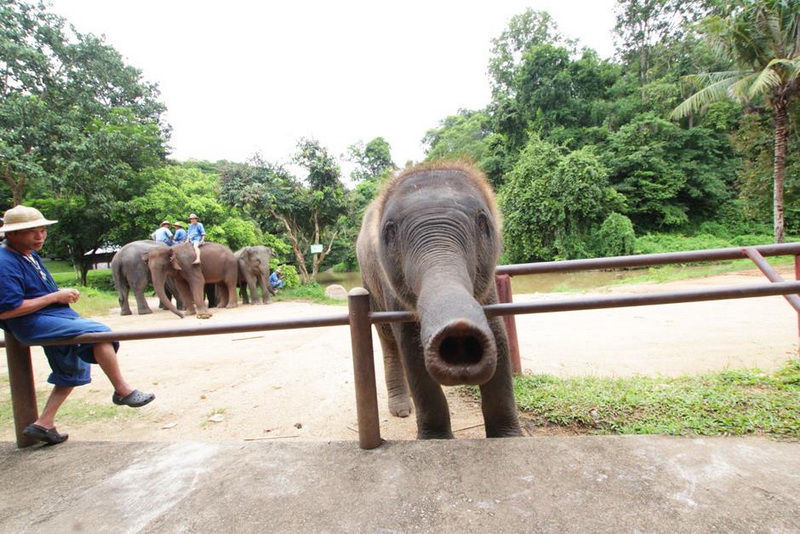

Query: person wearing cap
[
  {"left": 269, "top": 266, "right": 286, "bottom": 292},
  {"left": 172, "top": 221, "right": 187, "bottom": 243},
  {"left": 151, "top": 220, "right": 174, "bottom": 246},
  {"left": 0, "top": 205, "right": 155, "bottom": 445},
  {"left": 186, "top": 213, "right": 206, "bottom": 264}
]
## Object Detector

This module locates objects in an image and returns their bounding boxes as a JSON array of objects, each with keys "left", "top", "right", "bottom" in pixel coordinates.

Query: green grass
[
  {"left": 488, "top": 359, "right": 800, "bottom": 439},
  {"left": 608, "top": 256, "right": 794, "bottom": 286},
  {"left": 271, "top": 281, "right": 347, "bottom": 306}
]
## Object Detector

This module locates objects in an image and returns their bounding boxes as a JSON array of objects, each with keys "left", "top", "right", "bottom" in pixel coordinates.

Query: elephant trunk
[
  {"left": 152, "top": 272, "right": 185, "bottom": 318},
  {"left": 417, "top": 278, "right": 496, "bottom": 386}
]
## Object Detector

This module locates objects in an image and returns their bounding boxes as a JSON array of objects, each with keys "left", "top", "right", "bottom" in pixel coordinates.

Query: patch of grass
[
  {"left": 608, "top": 256, "right": 795, "bottom": 287},
  {"left": 464, "top": 359, "right": 800, "bottom": 439},
  {"left": 272, "top": 281, "right": 346, "bottom": 306}
]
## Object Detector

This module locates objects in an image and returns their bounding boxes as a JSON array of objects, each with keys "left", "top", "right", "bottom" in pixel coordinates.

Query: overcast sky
[{"left": 46, "top": 0, "right": 618, "bottom": 176}]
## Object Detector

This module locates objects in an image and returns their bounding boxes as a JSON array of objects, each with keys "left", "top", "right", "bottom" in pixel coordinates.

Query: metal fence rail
[{"left": 4, "top": 242, "right": 800, "bottom": 449}]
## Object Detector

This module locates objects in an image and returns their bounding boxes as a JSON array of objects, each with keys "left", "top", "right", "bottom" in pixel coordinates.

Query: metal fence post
[
  {"left": 347, "top": 287, "right": 382, "bottom": 449},
  {"left": 4, "top": 331, "right": 39, "bottom": 448},
  {"left": 495, "top": 274, "right": 522, "bottom": 374}
]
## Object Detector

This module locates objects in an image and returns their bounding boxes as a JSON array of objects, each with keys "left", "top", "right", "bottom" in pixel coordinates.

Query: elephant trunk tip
[{"left": 424, "top": 318, "right": 497, "bottom": 386}]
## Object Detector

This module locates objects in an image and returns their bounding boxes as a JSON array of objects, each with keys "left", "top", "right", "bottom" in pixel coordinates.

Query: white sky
[{"left": 46, "top": 0, "right": 618, "bottom": 177}]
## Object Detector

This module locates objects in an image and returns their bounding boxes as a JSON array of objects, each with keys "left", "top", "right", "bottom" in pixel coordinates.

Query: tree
[
  {"left": 671, "top": 0, "right": 800, "bottom": 242},
  {"left": 498, "top": 137, "right": 626, "bottom": 262},
  {"left": 1, "top": 0, "right": 169, "bottom": 282},
  {"left": 347, "top": 137, "right": 396, "bottom": 182}
]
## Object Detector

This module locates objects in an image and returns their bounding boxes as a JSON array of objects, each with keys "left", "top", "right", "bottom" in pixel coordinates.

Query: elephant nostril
[{"left": 439, "top": 335, "right": 483, "bottom": 365}]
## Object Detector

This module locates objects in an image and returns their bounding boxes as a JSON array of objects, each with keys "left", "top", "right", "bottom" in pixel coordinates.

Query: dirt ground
[{"left": 2, "top": 268, "right": 797, "bottom": 443}]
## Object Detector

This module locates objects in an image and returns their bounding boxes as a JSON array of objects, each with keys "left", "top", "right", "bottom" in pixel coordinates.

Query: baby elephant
[{"left": 356, "top": 161, "right": 522, "bottom": 439}]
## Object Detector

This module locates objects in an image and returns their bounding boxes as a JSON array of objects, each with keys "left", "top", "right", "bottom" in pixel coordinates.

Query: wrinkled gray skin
[
  {"left": 111, "top": 240, "right": 169, "bottom": 315},
  {"left": 144, "top": 242, "right": 239, "bottom": 318},
  {"left": 235, "top": 246, "right": 272, "bottom": 305},
  {"left": 356, "top": 163, "right": 522, "bottom": 439}
]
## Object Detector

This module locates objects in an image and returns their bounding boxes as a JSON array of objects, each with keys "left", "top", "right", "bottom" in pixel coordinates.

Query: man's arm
[{"left": 0, "top": 289, "right": 79, "bottom": 320}]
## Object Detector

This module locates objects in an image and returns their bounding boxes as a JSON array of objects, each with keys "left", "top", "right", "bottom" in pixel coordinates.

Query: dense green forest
[{"left": 2, "top": 0, "right": 799, "bottom": 285}]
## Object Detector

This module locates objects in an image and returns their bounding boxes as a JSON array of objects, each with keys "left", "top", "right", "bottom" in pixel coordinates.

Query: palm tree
[{"left": 671, "top": 0, "right": 800, "bottom": 243}]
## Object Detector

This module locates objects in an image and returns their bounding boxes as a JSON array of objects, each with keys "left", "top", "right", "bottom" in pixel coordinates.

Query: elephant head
[{"left": 142, "top": 244, "right": 207, "bottom": 318}]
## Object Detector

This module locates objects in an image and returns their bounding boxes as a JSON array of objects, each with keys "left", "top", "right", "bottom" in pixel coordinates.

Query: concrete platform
[{"left": 1, "top": 436, "right": 798, "bottom": 533}]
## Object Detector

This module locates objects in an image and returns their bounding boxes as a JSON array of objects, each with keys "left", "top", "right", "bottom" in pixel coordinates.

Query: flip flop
[
  {"left": 112, "top": 389, "right": 155, "bottom": 408},
  {"left": 23, "top": 424, "right": 69, "bottom": 445}
]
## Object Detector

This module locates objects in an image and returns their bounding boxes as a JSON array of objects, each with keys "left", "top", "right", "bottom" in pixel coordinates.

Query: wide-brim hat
[
  {"left": 161, "top": 220, "right": 171, "bottom": 226},
  {"left": 0, "top": 205, "right": 58, "bottom": 233},
  {"left": 188, "top": 213, "right": 198, "bottom": 220},
  {"left": 173, "top": 221, "right": 183, "bottom": 227}
]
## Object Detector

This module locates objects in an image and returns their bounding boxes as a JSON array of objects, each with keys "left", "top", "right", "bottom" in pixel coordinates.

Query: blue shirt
[
  {"left": 187, "top": 222, "right": 206, "bottom": 243},
  {"left": 153, "top": 226, "right": 174, "bottom": 245},
  {"left": 269, "top": 272, "right": 285, "bottom": 289},
  {"left": 173, "top": 228, "right": 187, "bottom": 243}
]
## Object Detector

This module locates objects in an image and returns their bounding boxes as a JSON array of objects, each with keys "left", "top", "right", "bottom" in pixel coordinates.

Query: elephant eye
[
  {"left": 476, "top": 212, "right": 491, "bottom": 237},
  {"left": 382, "top": 221, "right": 397, "bottom": 247}
]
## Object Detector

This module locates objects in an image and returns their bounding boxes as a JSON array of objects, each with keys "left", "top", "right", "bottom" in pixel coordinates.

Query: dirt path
[{"left": 2, "top": 269, "right": 797, "bottom": 443}]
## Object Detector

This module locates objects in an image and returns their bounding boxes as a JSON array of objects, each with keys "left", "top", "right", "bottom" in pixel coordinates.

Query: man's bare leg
[
  {"left": 93, "top": 342, "right": 134, "bottom": 397},
  {"left": 33, "top": 385, "right": 73, "bottom": 429},
  {"left": 193, "top": 243, "right": 201, "bottom": 264}
]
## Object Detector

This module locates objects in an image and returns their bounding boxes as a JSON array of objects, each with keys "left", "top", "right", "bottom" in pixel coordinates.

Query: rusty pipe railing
[{"left": 4, "top": 242, "right": 800, "bottom": 449}]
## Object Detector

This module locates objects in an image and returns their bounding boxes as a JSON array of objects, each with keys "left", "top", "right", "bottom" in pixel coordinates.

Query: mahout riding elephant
[
  {"left": 235, "top": 245, "right": 273, "bottom": 305},
  {"left": 356, "top": 161, "right": 522, "bottom": 439},
  {"left": 112, "top": 240, "right": 171, "bottom": 315},
  {"left": 143, "top": 242, "right": 238, "bottom": 319}
]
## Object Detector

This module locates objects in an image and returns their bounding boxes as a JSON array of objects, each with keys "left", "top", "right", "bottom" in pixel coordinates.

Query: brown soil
[{"left": 2, "top": 269, "right": 797, "bottom": 443}]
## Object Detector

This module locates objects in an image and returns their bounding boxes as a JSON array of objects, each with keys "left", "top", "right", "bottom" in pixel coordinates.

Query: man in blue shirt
[
  {"left": 186, "top": 213, "right": 206, "bottom": 264},
  {"left": 152, "top": 220, "right": 174, "bottom": 245},
  {"left": 269, "top": 268, "right": 285, "bottom": 291},
  {"left": 0, "top": 206, "right": 155, "bottom": 445},
  {"left": 172, "top": 221, "right": 187, "bottom": 243}
]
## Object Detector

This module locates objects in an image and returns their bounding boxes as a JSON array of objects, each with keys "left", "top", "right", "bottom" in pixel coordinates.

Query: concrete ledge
[{"left": 1, "top": 436, "right": 798, "bottom": 533}]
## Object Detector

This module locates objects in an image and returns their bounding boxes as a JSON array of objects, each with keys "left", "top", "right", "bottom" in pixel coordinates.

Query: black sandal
[
  {"left": 23, "top": 424, "right": 69, "bottom": 445},
  {"left": 112, "top": 389, "right": 155, "bottom": 408}
]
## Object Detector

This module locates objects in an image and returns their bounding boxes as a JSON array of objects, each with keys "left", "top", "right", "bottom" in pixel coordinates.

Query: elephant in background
[
  {"left": 144, "top": 242, "right": 238, "bottom": 319},
  {"left": 111, "top": 240, "right": 169, "bottom": 315},
  {"left": 235, "top": 245, "right": 273, "bottom": 305}
]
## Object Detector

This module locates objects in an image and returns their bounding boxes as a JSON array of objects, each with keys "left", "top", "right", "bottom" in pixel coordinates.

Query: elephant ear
[
  {"left": 169, "top": 249, "right": 183, "bottom": 271},
  {"left": 242, "top": 247, "right": 253, "bottom": 261}
]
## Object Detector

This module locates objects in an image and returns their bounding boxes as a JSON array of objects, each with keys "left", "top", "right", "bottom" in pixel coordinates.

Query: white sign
[{"left": 310, "top": 244, "right": 323, "bottom": 254}]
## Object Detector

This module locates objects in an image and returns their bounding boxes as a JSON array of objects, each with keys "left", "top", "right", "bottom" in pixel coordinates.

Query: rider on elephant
[
  {"left": 152, "top": 221, "right": 174, "bottom": 246},
  {"left": 186, "top": 213, "right": 205, "bottom": 264},
  {"left": 172, "top": 221, "right": 187, "bottom": 243}
]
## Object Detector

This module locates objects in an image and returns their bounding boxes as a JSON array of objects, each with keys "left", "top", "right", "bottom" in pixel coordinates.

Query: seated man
[
  {"left": 0, "top": 206, "right": 155, "bottom": 445},
  {"left": 269, "top": 268, "right": 286, "bottom": 292},
  {"left": 152, "top": 220, "right": 174, "bottom": 245},
  {"left": 186, "top": 213, "right": 206, "bottom": 264}
]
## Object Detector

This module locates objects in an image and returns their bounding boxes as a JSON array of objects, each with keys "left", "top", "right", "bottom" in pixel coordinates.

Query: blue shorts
[{"left": 5, "top": 308, "right": 119, "bottom": 387}]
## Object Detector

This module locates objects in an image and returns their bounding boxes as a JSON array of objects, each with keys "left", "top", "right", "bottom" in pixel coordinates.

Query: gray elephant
[
  {"left": 356, "top": 161, "right": 522, "bottom": 439},
  {"left": 235, "top": 245, "right": 273, "bottom": 305},
  {"left": 144, "top": 242, "right": 238, "bottom": 319},
  {"left": 111, "top": 240, "right": 170, "bottom": 315}
]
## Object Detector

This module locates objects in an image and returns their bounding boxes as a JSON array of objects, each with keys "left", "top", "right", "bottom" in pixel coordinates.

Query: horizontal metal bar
[
  {"left": 482, "top": 281, "right": 800, "bottom": 317},
  {"left": 496, "top": 242, "right": 800, "bottom": 276}
]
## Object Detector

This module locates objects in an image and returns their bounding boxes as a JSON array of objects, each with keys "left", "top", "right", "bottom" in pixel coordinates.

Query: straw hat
[
  {"left": 0, "top": 206, "right": 58, "bottom": 233},
  {"left": 173, "top": 221, "right": 183, "bottom": 227},
  {"left": 161, "top": 220, "right": 171, "bottom": 227},
  {"left": 188, "top": 213, "right": 198, "bottom": 220}
]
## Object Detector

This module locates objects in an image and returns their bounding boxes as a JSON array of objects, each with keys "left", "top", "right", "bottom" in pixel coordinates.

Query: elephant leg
[
  {"left": 132, "top": 277, "right": 153, "bottom": 315},
  {"left": 375, "top": 322, "right": 411, "bottom": 418},
  {"left": 394, "top": 321, "right": 453, "bottom": 439},
  {"left": 225, "top": 279, "right": 238, "bottom": 308},
  {"left": 247, "top": 277, "right": 260, "bottom": 305},
  {"left": 176, "top": 278, "right": 197, "bottom": 315},
  {"left": 258, "top": 275, "right": 271, "bottom": 304},
  {"left": 479, "top": 317, "right": 523, "bottom": 438},
  {"left": 117, "top": 279, "right": 133, "bottom": 316},
  {"left": 239, "top": 282, "right": 250, "bottom": 304}
]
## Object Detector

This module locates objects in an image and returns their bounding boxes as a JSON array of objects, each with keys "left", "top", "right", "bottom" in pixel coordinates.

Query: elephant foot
[
  {"left": 389, "top": 397, "right": 412, "bottom": 418},
  {"left": 120, "top": 309, "right": 132, "bottom": 316},
  {"left": 139, "top": 309, "right": 153, "bottom": 315},
  {"left": 226, "top": 304, "right": 238, "bottom": 309}
]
